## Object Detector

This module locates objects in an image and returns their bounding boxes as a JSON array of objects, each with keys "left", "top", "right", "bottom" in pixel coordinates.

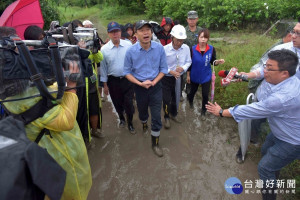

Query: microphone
[{"left": 218, "top": 70, "right": 248, "bottom": 82}]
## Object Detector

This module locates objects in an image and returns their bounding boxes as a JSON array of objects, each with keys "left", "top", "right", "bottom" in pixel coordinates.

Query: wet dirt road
[{"left": 87, "top": 96, "right": 265, "bottom": 200}]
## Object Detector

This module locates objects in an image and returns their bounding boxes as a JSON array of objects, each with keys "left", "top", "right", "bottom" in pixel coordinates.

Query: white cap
[
  {"left": 83, "top": 20, "right": 93, "bottom": 26},
  {"left": 149, "top": 20, "right": 159, "bottom": 25},
  {"left": 170, "top": 25, "right": 187, "bottom": 39}
]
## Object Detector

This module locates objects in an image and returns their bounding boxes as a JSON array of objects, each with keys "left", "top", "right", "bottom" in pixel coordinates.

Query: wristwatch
[{"left": 219, "top": 109, "right": 224, "bottom": 117}]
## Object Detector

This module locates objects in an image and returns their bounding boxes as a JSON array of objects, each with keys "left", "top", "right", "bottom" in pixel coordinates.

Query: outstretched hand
[{"left": 205, "top": 101, "right": 222, "bottom": 116}]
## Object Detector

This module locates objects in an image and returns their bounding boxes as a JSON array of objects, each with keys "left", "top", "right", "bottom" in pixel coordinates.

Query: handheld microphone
[{"left": 218, "top": 70, "right": 248, "bottom": 82}]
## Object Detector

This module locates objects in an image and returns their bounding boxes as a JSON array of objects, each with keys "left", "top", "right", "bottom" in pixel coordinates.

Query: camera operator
[
  {"left": 76, "top": 25, "right": 105, "bottom": 147},
  {"left": 0, "top": 27, "right": 92, "bottom": 200}
]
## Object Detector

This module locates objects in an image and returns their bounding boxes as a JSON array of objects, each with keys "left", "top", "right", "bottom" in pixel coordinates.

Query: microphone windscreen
[{"left": 218, "top": 70, "right": 227, "bottom": 78}]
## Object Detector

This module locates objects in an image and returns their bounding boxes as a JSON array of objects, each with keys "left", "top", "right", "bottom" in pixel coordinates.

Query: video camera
[
  {"left": 0, "top": 35, "right": 93, "bottom": 101},
  {"left": 47, "top": 21, "right": 103, "bottom": 54}
]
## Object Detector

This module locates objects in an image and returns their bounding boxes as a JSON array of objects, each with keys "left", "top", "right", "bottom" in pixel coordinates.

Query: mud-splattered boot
[{"left": 151, "top": 135, "right": 163, "bottom": 157}]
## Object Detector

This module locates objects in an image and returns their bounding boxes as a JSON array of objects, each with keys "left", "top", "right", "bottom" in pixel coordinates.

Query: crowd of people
[{"left": 0, "top": 9, "right": 300, "bottom": 200}]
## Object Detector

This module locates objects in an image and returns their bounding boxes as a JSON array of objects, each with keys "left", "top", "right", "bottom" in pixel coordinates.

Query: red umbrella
[{"left": 0, "top": 0, "right": 44, "bottom": 39}]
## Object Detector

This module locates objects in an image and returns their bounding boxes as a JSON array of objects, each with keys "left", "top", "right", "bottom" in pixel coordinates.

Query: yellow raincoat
[{"left": 3, "top": 85, "right": 92, "bottom": 200}]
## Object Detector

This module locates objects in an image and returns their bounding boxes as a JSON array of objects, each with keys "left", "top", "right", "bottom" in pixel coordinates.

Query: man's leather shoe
[
  {"left": 119, "top": 120, "right": 126, "bottom": 128},
  {"left": 128, "top": 124, "right": 136, "bottom": 135}
]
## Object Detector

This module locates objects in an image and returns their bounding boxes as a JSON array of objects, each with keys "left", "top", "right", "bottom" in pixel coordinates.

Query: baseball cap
[
  {"left": 135, "top": 20, "right": 152, "bottom": 30},
  {"left": 107, "top": 21, "right": 121, "bottom": 32},
  {"left": 187, "top": 11, "right": 198, "bottom": 19}
]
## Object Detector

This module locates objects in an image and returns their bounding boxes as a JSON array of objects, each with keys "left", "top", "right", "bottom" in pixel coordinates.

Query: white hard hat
[{"left": 170, "top": 25, "right": 187, "bottom": 39}]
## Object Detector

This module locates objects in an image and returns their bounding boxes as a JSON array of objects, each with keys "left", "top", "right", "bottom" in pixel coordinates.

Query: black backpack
[{"left": 0, "top": 117, "right": 66, "bottom": 200}]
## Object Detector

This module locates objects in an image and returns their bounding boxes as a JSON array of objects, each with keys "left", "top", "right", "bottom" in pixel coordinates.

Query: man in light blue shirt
[
  {"left": 235, "top": 22, "right": 300, "bottom": 163},
  {"left": 100, "top": 21, "right": 136, "bottom": 134},
  {"left": 162, "top": 25, "right": 191, "bottom": 128},
  {"left": 124, "top": 20, "right": 168, "bottom": 157},
  {"left": 206, "top": 49, "right": 300, "bottom": 200}
]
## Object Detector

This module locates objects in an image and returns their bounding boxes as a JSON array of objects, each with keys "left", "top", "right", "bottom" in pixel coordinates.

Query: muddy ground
[
  {"left": 86, "top": 21, "right": 273, "bottom": 200},
  {"left": 86, "top": 94, "right": 270, "bottom": 200}
]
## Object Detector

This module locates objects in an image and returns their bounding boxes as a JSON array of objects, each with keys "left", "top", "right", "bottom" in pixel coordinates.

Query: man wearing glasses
[
  {"left": 234, "top": 21, "right": 300, "bottom": 164},
  {"left": 206, "top": 49, "right": 300, "bottom": 200}
]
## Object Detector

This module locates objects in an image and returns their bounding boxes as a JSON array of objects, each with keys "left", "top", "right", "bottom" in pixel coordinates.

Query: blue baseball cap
[{"left": 107, "top": 21, "right": 121, "bottom": 32}]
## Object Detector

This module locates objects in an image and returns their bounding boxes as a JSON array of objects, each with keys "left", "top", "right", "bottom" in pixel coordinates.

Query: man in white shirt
[{"left": 163, "top": 25, "right": 192, "bottom": 128}]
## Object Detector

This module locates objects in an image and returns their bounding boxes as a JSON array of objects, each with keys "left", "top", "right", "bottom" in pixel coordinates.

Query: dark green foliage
[
  {"left": 144, "top": 0, "right": 300, "bottom": 29},
  {"left": 0, "top": 0, "right": 15, "bottom": 16},
  {"left": 40, "top": 0, "right": 60, "bottom": 30}
]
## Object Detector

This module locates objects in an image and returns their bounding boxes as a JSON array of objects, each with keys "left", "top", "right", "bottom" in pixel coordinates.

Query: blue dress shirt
[
  {"left": 123, "top": 41, "right": 168, "bottom": 81},
  {"left": 229, "top": 76, "right": 300, "bottom": 145}
]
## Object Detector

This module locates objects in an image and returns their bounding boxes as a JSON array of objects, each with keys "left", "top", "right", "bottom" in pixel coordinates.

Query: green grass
[
  {"left": 209, "top": 33, "right": 276, "bottom": 107},
  {"left": 57, "top": 5, "right": 100, "bottom": 24},
  {"left": 100, "top": 13, "right": 148, "bottom": 29},
  {"left": 57, "top": 4, "right": 147, "bottom": 29},
  {"left": 98, "top": 5, "right": 148, "bottom": 25}
]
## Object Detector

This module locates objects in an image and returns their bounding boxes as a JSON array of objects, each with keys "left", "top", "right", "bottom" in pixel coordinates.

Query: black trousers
[
  {"left": 134, "top": 81, "right": 162, "bottom": 134},
  {"left": 162, "top": 76, "right": 177, "bottom": 118},
  {"left": 107, "top": 76, "right": 134, "bottom": 121},
  {"left": 187, "top": 80, "right": 211, "bottom": 112}
]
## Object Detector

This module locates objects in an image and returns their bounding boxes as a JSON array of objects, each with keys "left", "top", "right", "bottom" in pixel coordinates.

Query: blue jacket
[{"left": 190, "top": 44, "right": 214, "bottom": 84}]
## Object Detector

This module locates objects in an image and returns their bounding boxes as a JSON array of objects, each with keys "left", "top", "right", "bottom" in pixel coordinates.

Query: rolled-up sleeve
[
  {"left": 159, "top": 47, "right": 168, "bottom": 74},
  {"left": 100, "top": 52, "right": 108, "bottom": 82},
  {"left": 182, "top": 48, "right": 192, "bottom": 72},
  {"left": 123, "top": 50, "right": 132, "bottom": 76}
]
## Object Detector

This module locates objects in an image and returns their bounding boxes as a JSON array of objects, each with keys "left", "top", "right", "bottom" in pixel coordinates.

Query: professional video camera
[
  {"left": 47, "top": 21, "right": 103, "bottom": 54},
  {"left": 0, "top": 35, "right": 93, "bottom": 102},
  {"left": 75, "top": 27, "right": 102, "bottom": 53}
]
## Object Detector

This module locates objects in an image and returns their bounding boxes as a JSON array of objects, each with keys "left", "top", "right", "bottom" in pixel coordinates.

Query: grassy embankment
[{"left": 58, "top": 5, "right": 300, "bottom": 199}]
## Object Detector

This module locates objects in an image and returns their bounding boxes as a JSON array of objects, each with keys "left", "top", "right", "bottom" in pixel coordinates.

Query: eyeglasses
[
  {"left": 263, "top": 64, "right": 282, "bottom": 72},
  {"left": 290, "top": 30, "right": 300, "bottom": 37}
]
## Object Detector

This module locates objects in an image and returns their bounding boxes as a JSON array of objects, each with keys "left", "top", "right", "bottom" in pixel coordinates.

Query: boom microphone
[{"left": 218, "top": 70, "right": 248, "bottom": 82}]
